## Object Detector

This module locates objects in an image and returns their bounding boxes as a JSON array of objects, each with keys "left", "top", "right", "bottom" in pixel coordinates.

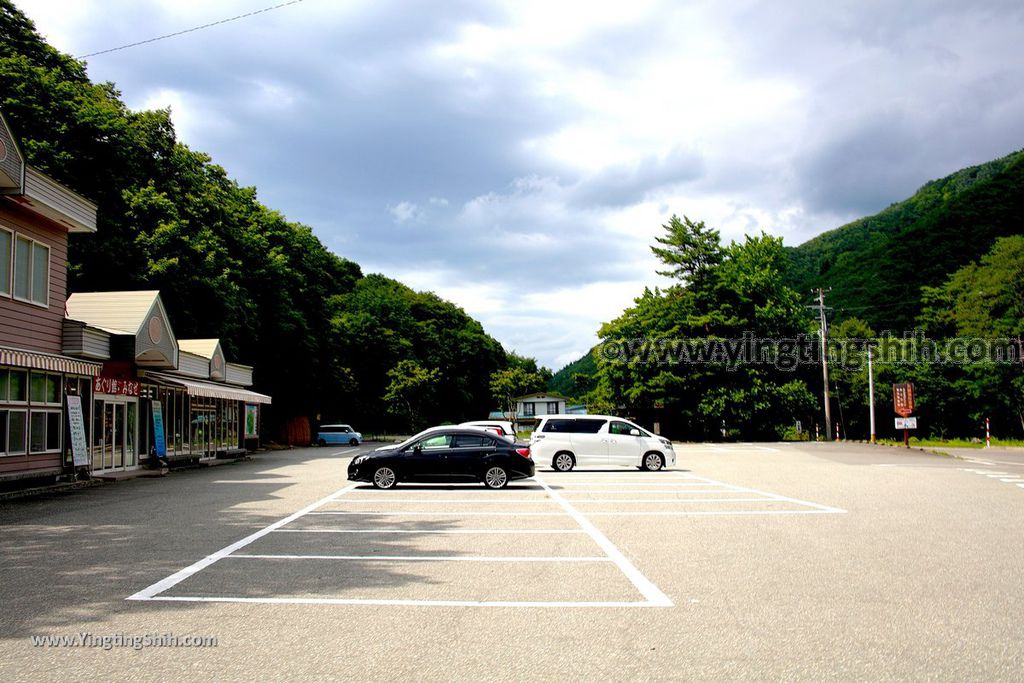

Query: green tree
[
  {"left": 383, "top": 361, "right": 441, "bottom": 432},
  {"left": 490, "top": 367, "right": 546, "bottom": 419}
]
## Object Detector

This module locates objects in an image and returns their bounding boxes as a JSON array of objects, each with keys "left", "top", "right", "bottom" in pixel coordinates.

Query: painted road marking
[
  {"left": 126, "top": 484, "right": 358, "bottom": 601},
  {"left": 533, "top": 474, "right": 673, "bottom": 608},
  {"left": 270, "top": 528, "right": 586, "bottom": 534},
  {"left": 228, "top": 554, "right": 613, "bottom": 562}
]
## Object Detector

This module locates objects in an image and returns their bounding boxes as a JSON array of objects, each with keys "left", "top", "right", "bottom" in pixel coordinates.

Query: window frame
[
  {"left": 0, "top": 224, "right": 12, "bottom": 298},
  {"left": 4, "top": 409, "right": 27, "bottom": 456},
  {"left": 11, "top": 233, "right": 50, "bottom": 308},
  {"left": 28, "top": 408, "right": 62, "bottom": 454}
]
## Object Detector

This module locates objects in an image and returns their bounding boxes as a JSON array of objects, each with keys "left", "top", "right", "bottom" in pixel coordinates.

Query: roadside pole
[
  {"left": 867, "top": 347, "right": 876, "bottom": 444},
  {"left": 814, "top": 288, "right": 833, "bottom": 442},
  {"left": 986, "top": 418, "right": 991, "bottom": 448}
]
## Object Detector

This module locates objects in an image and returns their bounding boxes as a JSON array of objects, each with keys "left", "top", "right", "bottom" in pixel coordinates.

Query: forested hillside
[
  {"left": 546, "top": 349, "right": 597, "bottom": 399},
  {"left": 0, "top": 1, "right": 512, "bottom": 436},
  {"left": 787, "top": 150, "right": 1024, "bottom": 331}
]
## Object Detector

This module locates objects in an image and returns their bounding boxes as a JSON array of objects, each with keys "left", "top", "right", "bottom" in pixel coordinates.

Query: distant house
[{"left": 488, "top": 392, "right": 573, "bottom": 431}]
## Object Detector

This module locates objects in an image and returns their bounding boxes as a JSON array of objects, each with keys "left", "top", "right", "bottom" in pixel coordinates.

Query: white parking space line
[
  {"left": 671, "top": 472, "right": 847, "bottom": 513},
  {"left": 560, "top": 498, "right": 775, "bottom": 504},
  {"left": 559, "top": 490, "right": 744, "bottom": 495},
  {"left": 271, "top": 528, "right": 586, "bottom": 534},
  {"left": 533, "top": 474, "right": 673, "bottom": 608},
  {"left": 228, "top": 554, "right": 612, "bottom": 562},
  {"left": 144, "top": 596, "right": 666, "bottom": 608},
  {"left": 307, "top": 511, "right": 569, "bottom": 517},
  {"left": 130, "top": 466, "right": 842, "bottom": 607},
  {"left": 327, "top": 498, "right": 556, "bottom": 504},
  {"left": 127, "top": 483, "right": 359, "bottom": 601}
]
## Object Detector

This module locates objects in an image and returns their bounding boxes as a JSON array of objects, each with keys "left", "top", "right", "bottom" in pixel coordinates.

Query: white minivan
[{"left": 529, "top": 415, "right": 675, "bottom": 472}]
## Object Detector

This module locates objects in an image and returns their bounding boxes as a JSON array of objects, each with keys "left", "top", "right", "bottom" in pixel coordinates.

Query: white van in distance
[{"left": 529, "top": 415, "right": 675, "bottom": 472}]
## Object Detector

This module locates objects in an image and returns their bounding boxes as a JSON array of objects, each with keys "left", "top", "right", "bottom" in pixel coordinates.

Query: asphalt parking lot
[{"left": 2, "top": 441, "right": 1023, "bottom": 680}]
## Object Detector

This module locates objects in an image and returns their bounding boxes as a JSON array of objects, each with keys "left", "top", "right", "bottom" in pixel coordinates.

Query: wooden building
[
  {"left": 0, "top": 111, "right": 102, "bottom": 484},
  {"left": 64, "top": 291, "right": 271, "bottom": 473}
]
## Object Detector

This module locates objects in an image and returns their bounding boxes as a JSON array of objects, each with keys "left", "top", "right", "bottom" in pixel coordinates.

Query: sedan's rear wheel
[
  {"left": 372, "top": 466, "right": 398, "bottom": 489},
  {"left": 483, "top": 466, "right": 508, "bottom": 489},
  {"left": 553, "top": 452, "right": 575, "bottom": 472},
  {"left": 642, "top": 452, "right": 664, "bottom": 472},
  {"left": 318, "top": 439, "right": 326, "bottom": 447}
]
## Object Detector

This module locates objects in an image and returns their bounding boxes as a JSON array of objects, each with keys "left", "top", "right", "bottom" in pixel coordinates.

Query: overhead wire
[{"left": 76, "top": 0, "right": 306, "bottom": 59}]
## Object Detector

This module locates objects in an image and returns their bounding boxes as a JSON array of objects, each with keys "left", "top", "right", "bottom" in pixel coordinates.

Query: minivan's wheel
[
  {"left": 642, "top": 452, "right": 665, "bottom": 472},
  {"left": 318, "top": 439, "right": 327, "bottom": 447},
  {"left": 349, "top": 438, "right": 359, "bottom": 446},
  {"left": 483, "top": 466, "right": 508, "bottom": 489},
  {"left": 553, "top": 452, "right": 575, "bottom": 472},
  {"left": 372, "top": 467, "right": 398, "bottom": 489}
]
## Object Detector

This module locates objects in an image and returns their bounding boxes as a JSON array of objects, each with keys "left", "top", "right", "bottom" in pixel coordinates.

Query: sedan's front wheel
[
  {"left": 483, "top": 466, "right": 508, "bottom": 489},
  {"left": 372, "top": 466, "right": 398, "bottom": 489},
  {"left": 349, "top": 438, "right": 359, "bottom": 446}
]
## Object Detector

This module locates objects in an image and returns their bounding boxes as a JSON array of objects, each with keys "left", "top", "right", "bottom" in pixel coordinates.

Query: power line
[{"left": 76, "top": 0, "right": 306, "bottom": 59}]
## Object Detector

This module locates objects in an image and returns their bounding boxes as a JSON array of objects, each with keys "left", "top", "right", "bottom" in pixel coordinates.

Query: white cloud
[{"left": 13, "top": 0, "right": 1024, "bottom": 368}]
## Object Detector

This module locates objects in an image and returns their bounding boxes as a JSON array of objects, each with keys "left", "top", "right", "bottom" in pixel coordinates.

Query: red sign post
[{"left": 893, "top": 383, "right": 915, "bottom": 448}]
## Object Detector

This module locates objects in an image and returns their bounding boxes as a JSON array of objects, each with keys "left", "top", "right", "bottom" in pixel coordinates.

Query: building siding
[{"left": 0, "top": 204, "right": 67, "bottom": 354}]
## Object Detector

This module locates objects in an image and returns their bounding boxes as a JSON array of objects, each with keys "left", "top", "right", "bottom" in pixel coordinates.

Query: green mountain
[
  {"left": 787, "top": 150, "right": 1024, "bottom": 331},
  {"left": 547, "top": 348, "right": 597, "bottom": 400}
]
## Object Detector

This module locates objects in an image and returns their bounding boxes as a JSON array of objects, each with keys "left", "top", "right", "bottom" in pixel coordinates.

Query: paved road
[{"left": 1, "top": 441, "right": 1022, "bottom": 681}]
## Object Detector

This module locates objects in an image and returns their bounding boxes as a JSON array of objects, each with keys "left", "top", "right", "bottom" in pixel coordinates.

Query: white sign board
[
  {"left": 895, "top": 417, "right": 918, "bottom": 429},
  {"left": 66, "top": 395, "right": 89, "bottom": 466}
]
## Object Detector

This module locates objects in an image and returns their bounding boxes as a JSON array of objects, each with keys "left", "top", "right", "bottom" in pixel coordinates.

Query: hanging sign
[{"left": 94, "top": 376, "right": 141, "bottom": 397}]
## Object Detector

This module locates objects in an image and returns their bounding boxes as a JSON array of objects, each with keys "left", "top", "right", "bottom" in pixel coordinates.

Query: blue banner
[{"left": 152, "top": 401, "right": 167, "bottom": 458}]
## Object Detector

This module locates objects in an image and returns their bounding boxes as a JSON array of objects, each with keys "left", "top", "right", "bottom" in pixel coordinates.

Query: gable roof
[
  {"left": 65, "top": 291, "right": 162, "bottom": 335},
  {"left": 178, "top": 339, "right": 220, "bottom": 358},
  {"left": 515, "top": 392, "right": 572, "bottom": 401}
]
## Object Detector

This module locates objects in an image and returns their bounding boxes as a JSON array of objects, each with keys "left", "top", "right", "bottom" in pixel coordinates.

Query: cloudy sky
[{"left": 15, "top": 0, "right": 1024, "bottom": 368}]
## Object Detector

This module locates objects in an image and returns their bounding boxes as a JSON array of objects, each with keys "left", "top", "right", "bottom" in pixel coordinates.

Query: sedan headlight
[
  {"left": 353, "top": 455, "right": 368, "bottom": 465},
  {"left": 660, "top": 438, "right": 672, "bottom": 448}
]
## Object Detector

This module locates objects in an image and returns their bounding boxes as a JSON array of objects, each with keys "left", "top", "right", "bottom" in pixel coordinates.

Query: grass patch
[{"left": 875, "top": 437, "right": 1024, "bottom": 449}]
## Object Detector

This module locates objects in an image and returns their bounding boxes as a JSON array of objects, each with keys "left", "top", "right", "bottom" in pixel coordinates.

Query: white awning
[
  {"left": 0, "top": 345, "right": 103, "bottom": 376},
  {"left": 143, "top": 371, "right": 272, "bottom": 404}
]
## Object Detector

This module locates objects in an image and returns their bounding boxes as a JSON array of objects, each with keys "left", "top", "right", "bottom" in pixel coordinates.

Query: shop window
[
  {"left": 7, "top": 410, "right": 26, "bottom": 454},
  {"left": 13, "top": 235, "right": 49, "bottom": 306},
  {"left": 29, "top": 411, "right": 61, "bottom": 453},
  {"left": 29, "top": 373, "right": 61, "bottom": 405},
  {"left": 0, "top": 226, "right": 11, "bottom": 297},
  {"left": 8, "top": 370, "right": 26, "bottom": 402}
]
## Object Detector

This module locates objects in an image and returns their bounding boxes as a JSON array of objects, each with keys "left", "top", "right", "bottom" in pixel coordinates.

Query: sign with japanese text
[
  {"left": 66, "top": 395, "right": 89, "bottom": 466},
  {"left": 895, "top": 417, "right": 918, "bottom": 429},
  {"left": 892, "top": 383, "right": 915, "bottom": 417},
  {"left": 93, "top": 376, "right": 141, "bottom": 397}
]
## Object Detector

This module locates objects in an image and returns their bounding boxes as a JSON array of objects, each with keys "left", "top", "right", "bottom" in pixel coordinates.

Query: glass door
[
  {"left": 91, "top": 399, "right": 103, "bottom": 470},
  {"left": 125, "top": 402, "right": 137, "bottom": 467},
  {"left": 103, "top": 402, "right": 116, "bottom": 470}
]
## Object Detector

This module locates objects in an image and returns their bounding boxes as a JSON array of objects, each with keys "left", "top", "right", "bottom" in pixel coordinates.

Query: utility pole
[
  {"left": 867, "top": 346, "right": 876, "bottom": 444},
  {"left": 811, "top": 288, "right": 833, "bottom": 441}
]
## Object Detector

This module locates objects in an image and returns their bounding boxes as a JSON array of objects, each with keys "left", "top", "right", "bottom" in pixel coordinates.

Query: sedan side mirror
[
  {"left": 629, "top": 428, "right": 641, "bottom": 437},
  {"left": 412, "top": 445, "right": 422, "bottom": 455}
]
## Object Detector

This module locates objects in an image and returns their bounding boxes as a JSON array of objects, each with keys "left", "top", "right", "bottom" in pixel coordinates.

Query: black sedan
[{"left": 348, "top": 427, "right": 535, "bottom": 489}]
